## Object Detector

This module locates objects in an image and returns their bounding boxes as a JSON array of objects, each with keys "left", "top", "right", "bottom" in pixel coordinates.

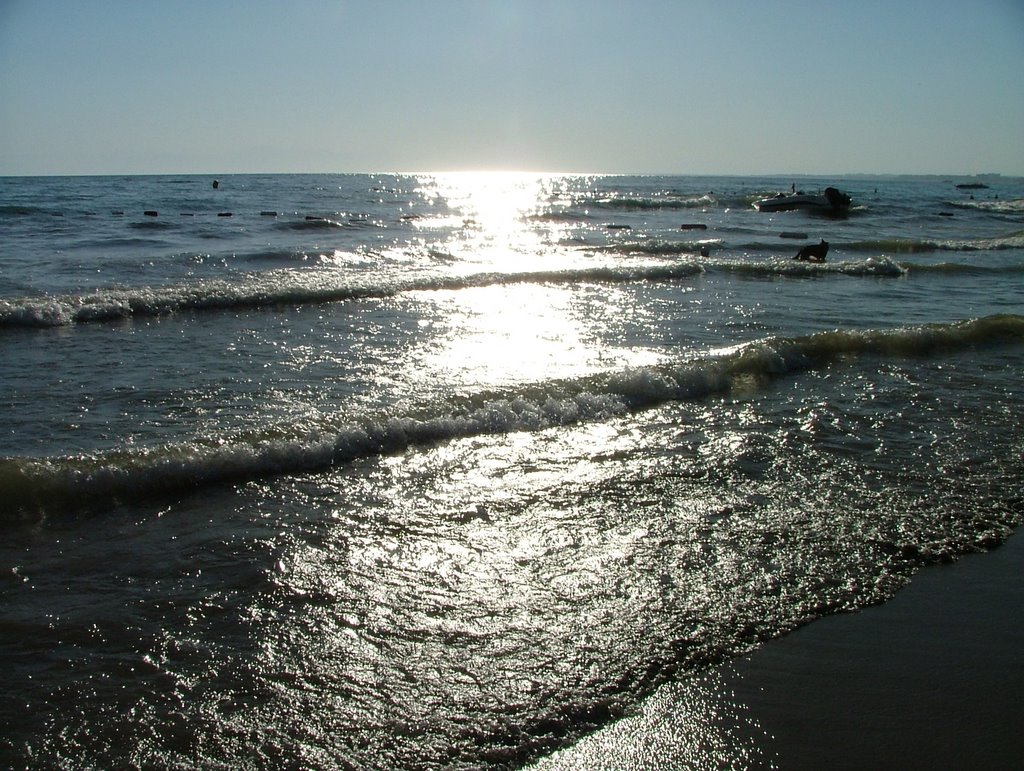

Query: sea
[{"left": 1, "top": 172, "right": 1022, "bottom": 769}]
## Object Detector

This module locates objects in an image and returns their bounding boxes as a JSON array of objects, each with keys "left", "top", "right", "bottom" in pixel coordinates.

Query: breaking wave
[
  {"left": 709, "top": 255, "right": 905, "bottom": 277},
  {"left": 844, "top": 231, "right": 1024, "bottom": 254},
  {"left": 4, "top": 314, "right": 1021, "bottom": 520},
  {"left": 0, "top": 256, "right": 906, "bottom": 329},
  {"left": 0, "top": 264, "right": 705, "bottom": 328}
]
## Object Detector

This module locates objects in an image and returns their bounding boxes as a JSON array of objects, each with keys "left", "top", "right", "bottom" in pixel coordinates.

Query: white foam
[{"left": 5, "top": 315, "right": 1022, "bottom": 518}]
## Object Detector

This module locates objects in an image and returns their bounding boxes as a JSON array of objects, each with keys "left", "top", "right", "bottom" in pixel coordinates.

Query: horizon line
[{"left": 0, "top": 170, "right": 1016, "bottom": 179}]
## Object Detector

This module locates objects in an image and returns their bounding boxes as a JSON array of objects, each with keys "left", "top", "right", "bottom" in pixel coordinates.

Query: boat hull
[{"left": 754, "top": 186, "right": 852, "bottom": 215}]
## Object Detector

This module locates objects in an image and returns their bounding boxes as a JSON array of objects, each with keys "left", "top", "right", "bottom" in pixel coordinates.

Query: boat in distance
[{"left": 754, "top": 186, "right": 852, "bottom": 215}]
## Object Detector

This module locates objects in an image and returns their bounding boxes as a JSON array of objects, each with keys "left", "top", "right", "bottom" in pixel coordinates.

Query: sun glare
[
  {"left": 430, "top": 171, "right": 545, "bottom": 220},
  {"left": 393, "top": 171, "right": 666, "bottom": 391},
  {"left": 414, "top": 171, "right": 557, "bottom": 269},
  {"left": 416, "top": 283, "right": 590, "bottom": 388},
  {"left": 398, "top": 172, "right": 594, "bottom": 388}
]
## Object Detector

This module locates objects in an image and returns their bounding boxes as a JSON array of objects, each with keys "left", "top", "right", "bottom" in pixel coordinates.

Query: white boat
[{"left": 754, "top": 186, "right": 851, "bottom": 214}]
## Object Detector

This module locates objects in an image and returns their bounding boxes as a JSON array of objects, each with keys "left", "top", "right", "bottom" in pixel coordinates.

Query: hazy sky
[{"left": 1, "top": 0, "right": 1022, "bottom": 176}]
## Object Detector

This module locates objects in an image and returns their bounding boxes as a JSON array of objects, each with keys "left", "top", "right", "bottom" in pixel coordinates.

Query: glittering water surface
[{"left": 1, "top": 173, "right": 1022, "bottom": 767}]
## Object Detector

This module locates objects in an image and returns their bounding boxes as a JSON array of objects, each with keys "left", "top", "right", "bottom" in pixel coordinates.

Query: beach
[{"left": 533, "top": 530, "right": 1024, "bottom": 769}]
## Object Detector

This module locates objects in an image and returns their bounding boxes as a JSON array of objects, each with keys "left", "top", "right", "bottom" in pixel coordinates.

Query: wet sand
[{"left": 532, "top": 530, "right": 1024, "bottom": 770}]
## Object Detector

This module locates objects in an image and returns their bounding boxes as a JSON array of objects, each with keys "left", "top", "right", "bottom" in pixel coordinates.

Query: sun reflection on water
[
  {"left": 412, "top": 171, "right": 572, "bottom": 270},
  {"left": 390, "top": 172, "right": 669, "bottom": 390},
  {"left": 421, "top": 171, "right": 548, "bottom": 230},
  {"left": 415, "top": 283, "right": 592, "bottom": 387}
]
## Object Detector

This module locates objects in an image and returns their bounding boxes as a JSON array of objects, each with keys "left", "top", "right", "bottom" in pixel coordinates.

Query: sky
[{"left": 1, "top": 0, "right": 1022, "bottom": 176}]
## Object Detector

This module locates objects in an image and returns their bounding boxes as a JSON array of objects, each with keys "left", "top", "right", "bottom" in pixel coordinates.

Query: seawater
[{"left": 1, "top": 173, "right": 1022, "bottom": 768}]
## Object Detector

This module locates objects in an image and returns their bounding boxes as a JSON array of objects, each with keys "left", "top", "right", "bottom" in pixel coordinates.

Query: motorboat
[{"left": 754, "top": 186, "right": 851, "bottom": 215}]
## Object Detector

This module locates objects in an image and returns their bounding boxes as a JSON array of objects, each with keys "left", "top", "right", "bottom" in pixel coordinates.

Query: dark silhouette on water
[{"left": 793, "top": 239, "right": 829, "bottom": 263}]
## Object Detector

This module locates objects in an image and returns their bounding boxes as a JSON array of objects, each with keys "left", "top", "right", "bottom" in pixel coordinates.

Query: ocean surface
[{"left": 1, "top": 172, "right": 1022, "bottom": 768}]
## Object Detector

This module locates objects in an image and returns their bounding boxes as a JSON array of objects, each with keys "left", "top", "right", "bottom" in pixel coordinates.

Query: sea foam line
[
  {"left": 843, "top": 230, "right": 1024, "bottom": 254},
  {"left": 0, "top": 256, "right": 913, "bottom": 329},
  {"left": 3, "top": 314, "right": 1021, "bottom": 521},
  {"left": 0, "top": 264, "right": 707, "bottom": 328}
]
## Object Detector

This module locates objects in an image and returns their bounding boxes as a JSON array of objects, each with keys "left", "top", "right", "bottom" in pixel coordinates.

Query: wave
[
  {"left": 526, "top": 210, "right": 599, "bottom": 224},
  {"left": 601, "top": 239, "right": 912, "bottom": 274},
  {"left": 947, "top": 198, "right": 1024, "bottom": 214},
  {"left": 0, "top": 265, "right": 702, "bottom": 328},
  {"left": 599, "top": 243, "right": 905, "bottom": 276},
  {"left": 128, "top": 219, "right": 174, "bottom": 231},
  {"left": 4, "top": 314, "right": 1022, "bottom": 521},
  {"left": 74, "top": 236, "right": 172, "bottom": 250},
  {"left": 239, "top": 247, "right": 321, "bottom": 264},
  {"left": 844, "top": 231, "right": 1024, "bottom": 254},
  {"left": 273, "top": 215, "right": 382, "bottom": 232},
  {"left": 900, "top": 261, "right": 1024, "bottom": 276},
  {"left": 0, "top": 256, "right": 912, "bottom": 329},
  {"left": 596, "top": 239, "right": 720, "bottom": 256},
  {"left": 712, "top": 256, "right": 906, "bottom": 277},
  {"left": 0, "top": 204, "right": 50, "bottom": 216},
  {"left": 274, "top": 217, "right": 348, "bottom": 231},
  {"left": 572, "top": 194, "right": 717, "bottom": 212}
]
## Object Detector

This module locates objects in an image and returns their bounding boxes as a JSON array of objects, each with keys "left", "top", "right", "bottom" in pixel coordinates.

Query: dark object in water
[
  {"left": 755, "top": 187, "right": 851, "bottom": 215},
  {"left": 956, "top": 183, "right": 988, "bottom": 190},
  {"left": 680, "top": 223, "right": 708, "bottom": 230},
  {"left": 144, "top": 210, "right": 158, "bottom": 217},
  {"left": 606, "top": 224, "right": 631, "bottom": 230},
  {"left": 780, "top": 231, "right": 808, "bottom": 239},
  {"left": 794, "top": 239, "right": 829, "bottom": 263},
  {"left": 261, "top": 211, "right": 278, "bottom": 216},
  {"left": 218, "top": 212, "right": 233, "bottom": 217}
]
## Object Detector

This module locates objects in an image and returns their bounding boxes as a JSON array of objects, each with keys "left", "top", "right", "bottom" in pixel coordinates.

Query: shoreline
[{"left": 531, "top": 529, "right": 1024, "bottom": 769}]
